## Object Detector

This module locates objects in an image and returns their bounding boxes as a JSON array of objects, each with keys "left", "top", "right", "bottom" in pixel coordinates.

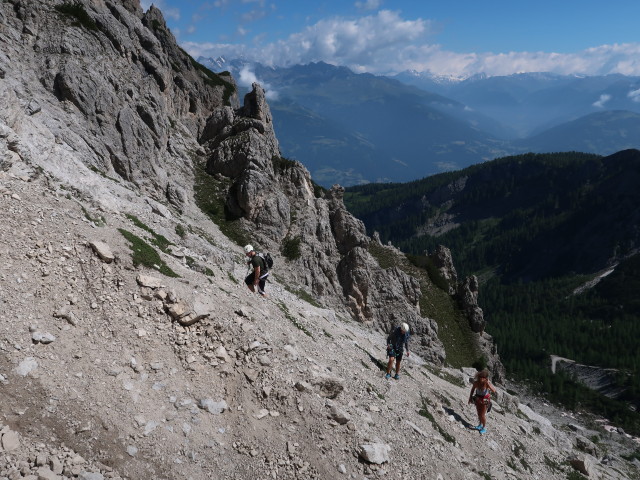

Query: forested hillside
[{"left": 344, "top": 149, "right": 640, "bottom": 433}]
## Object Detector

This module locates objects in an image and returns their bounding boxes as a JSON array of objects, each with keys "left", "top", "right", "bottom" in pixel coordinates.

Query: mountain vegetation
[{"left": 344, "top": 149, "right": 640, "bottom": 434}]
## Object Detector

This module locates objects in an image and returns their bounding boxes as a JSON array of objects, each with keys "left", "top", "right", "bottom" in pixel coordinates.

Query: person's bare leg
[
  {"left": 395, "top": 359, "right": 402, "bottom": 375},
  {"left": 475, "top": 402, "right": 483, "bottom": 426},
  {"left": 479, "top": 406, "right": 487, "bottom": 427},
  {"left": 386, "top": 357, "right": 395, "bottom": 375}
]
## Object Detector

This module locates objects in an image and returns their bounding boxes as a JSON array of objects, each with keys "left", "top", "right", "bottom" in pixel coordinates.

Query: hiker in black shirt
[
  {"left": 244, "top": 244, "right": 269, "bottom": 296},
  {"left": 385, "top": 323, "right": 410, "bottom": 380}
]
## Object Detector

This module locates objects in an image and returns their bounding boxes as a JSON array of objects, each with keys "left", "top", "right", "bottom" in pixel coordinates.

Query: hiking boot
[
  {"left": 384, "top": 373, "right": 391, "bottom": 379},
  {"left": 474, "top": 424, "right": 483, "bottom": 430},
  {"left": 393, "top": 374, "right": 400, "bottom": 380},
  {"left": 479, "top": 427, "right": 487, "bottom": 434}
]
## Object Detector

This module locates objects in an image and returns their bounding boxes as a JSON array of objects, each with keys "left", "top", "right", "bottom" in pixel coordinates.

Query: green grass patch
[
  {"left": 277, "top": 302, "right": 313, "bottom": 338},
  {"left": 282, "top": 283, "right": 321, "bottom": 307},
  {"left": 418, "top": 394, "right": 456, "bottom": 444},
  {"left": 118, "top": 228, "right": 178, "bottom": 278},
  {"left": 366, "top": 382, "right": 385, "bottom": 400},
  {"left": 506, "top": 457, "right": 519, "bottom": 472},
  {"left": 566, "top": 471, "right": 587, "bottom": 480},
  {"left": 544, "top": 455, "right": 563, "bottom": 472},
  {"left": 621, "top": 450, "right": 640, "bottom": 462},
  {"left": 54, "top": 2, "right": 98, "bottom": 31},
  {"left": 124, "top": 213, "right": 173, "bottom": 252},
  {"left": 423, "top": 364, "right": 466, "bottom": 388},
  {"left": 227, "top": 272, "right": 238, "bottom": 284},
  {"left": 175, "top": 224, "right": 187, "bottom": 238},
  {"left": 272, "top": 155, "right": 298, "bottom": 174},
  {"left": 360, "top": 360, "right": 371, "bottom": 370},
  {"left": 88, "top": 164, "right": 120, "bottom": 184},
  {"left": 478, "top": 473, "right": 493, "bottom": 480},
  {"left": 323, "top": 329, "right": 333, "bottom": 338},
  {"left": 193, "top": 163, "right": 249, "bottom": 247},
  {"left": 312, "top": 180, "right": 327, "bottom": 198},
  {"left": 281, "top": 236, "right": 301, "bottom": 260}
]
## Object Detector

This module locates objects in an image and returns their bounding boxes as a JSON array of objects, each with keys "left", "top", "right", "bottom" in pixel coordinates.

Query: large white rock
[
  {"left": 89, "top": 240, "right": 114, "bottom": 263},
  {"left": 518, "top": 404, "right": 552, "bottom": 427},
  {"left": 1, "top": 430, "right": 20, "bottom": 451},
  {"left": 15, "top": 357, "right": 38, "bottom": 376},
  {"left": 198, "top": 398, "right": 228, "bottom": 414},
  {"left": 358, "top": 442, "right": 391, "bottom": 464},
  {"left": 136, "top": 274, "right": 164, "bottom": 289},
  {"left": 569, "top": 453, "right": 598, "bottom": 477}
]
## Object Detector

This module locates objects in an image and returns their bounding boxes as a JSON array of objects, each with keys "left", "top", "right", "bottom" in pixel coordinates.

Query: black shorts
[
  {"left": 245, "top": 273, "right": 268, "bottom": 292},
  {"left": 387, "top": 347, "right": 403, "bottom": 362}
]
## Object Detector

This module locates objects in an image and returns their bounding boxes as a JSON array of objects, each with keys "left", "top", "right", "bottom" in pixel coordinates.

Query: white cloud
[
  {"left": 238, "top": 65, "right": 279, "bottom": 100},
  {"left": 182, "top": 8, "right": 640, "bottom": 78},
  {"left": 185, "top": 10, "right": 433, "bottom": 73},
  {"left": 355, "top": 0, "right": 382, "bottom": 11},
  {"left": 592, "top": 94, "right": 612, "bottom": 108},
  {"left": 628, "top": 88, "right": 640, "bottom": 102},
  {"left": 186, "top": 25, "right": 196, "bottom": 34}
]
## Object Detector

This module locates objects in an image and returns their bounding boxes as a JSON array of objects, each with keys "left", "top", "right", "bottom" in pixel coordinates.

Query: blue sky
[{"left": 140, "top": 0, "right": 640, "bottom": 78}]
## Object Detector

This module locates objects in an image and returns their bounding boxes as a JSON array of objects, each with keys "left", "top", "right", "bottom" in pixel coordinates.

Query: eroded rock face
[
  {"left": 456, "top": 275, "right": 484, "bottom": 333},
  {"left": 429, "top": 245, "right": 458, "bottom": 293},
  {"left": 1, "top": 0, "right": 236, "bottom": 204},
  {"left": 201, "top": 83, "right": 447, "bottom": 362}
]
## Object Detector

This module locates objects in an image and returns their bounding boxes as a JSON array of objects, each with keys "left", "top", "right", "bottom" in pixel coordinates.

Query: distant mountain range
[
  {"left": 394, "top": 71, "right": 640, "bottom": 137},
  {"left": 201, "top": 57, "right": 640, "bottom": 186}
]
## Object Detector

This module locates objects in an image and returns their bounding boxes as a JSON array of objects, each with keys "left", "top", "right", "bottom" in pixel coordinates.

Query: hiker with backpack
[
  {"left": 385, "top": 323, "right": 410, "bottom": 380},
  {"left": 468, "top": 369, "right": 497, "bottom": 434},
  {"left": 244, "top": 244, "right": 270, "bottom": 297}
]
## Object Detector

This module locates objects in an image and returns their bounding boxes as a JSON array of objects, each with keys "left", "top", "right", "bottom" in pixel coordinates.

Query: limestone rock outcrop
[
  {"left": 203, "top": 84, "right": 445, "bottom": 362},
  {"left": 1, "top": 0, "right": 236, "bottom": 207}
]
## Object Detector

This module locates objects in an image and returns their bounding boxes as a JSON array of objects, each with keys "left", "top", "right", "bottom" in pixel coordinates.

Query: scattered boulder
[
  {"left": 136, "top": 274, "right": 164, "bottom": 289},
  {"left": 1, "top": 429, "right": 20, "bottom": 451},
  {"left": 569, "top": 453, "right": 598, "bottom": 477},
  {"left": 575, "top": 435, "right": 599, "bottom": 457},
  {"left": 327, "top": 406, "right": 351, "bottom": 425},
  {"left": 357, "top": 442, "right": 391, "bottom": 464},
  {"left": 312, "top": 376, "right": 344, "bottom": 399},
  {"left": 88, "top": 240, "right": 115, "bottom": 263},
  {"left": 198, "top": 399, "right": 228, "bottom": 414},
  {"left": 15, "top": 357, "right": 38, "bottom": 377}
]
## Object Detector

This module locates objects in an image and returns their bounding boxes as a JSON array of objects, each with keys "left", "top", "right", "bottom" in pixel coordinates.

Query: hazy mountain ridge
[
  {"left": 202, "top": 58, "right": 640, "bottom": 186},
  {"left": 200, "top": 57, "right": 514, "bottom": 186}
]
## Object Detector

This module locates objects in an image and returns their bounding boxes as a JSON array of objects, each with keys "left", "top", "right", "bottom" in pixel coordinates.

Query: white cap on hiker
[
  {"left": 401, "top": 323, "right": 409, "bottom": 333},
  {"left": 244, "top": 244, "right": 254, "bottom": 254}
]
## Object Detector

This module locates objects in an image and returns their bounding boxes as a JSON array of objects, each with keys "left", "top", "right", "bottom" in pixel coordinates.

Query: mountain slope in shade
[{"left": 518, "top": 110, "right": 640, "bottom": 154}]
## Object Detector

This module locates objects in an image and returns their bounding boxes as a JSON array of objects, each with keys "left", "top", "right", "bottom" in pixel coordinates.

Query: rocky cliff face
[
  {"left": 201, "top": 82, "right": 446, "bottom": 362},
  {"left": 1, "top": 0, "right": 235, "bottom": 209}
]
